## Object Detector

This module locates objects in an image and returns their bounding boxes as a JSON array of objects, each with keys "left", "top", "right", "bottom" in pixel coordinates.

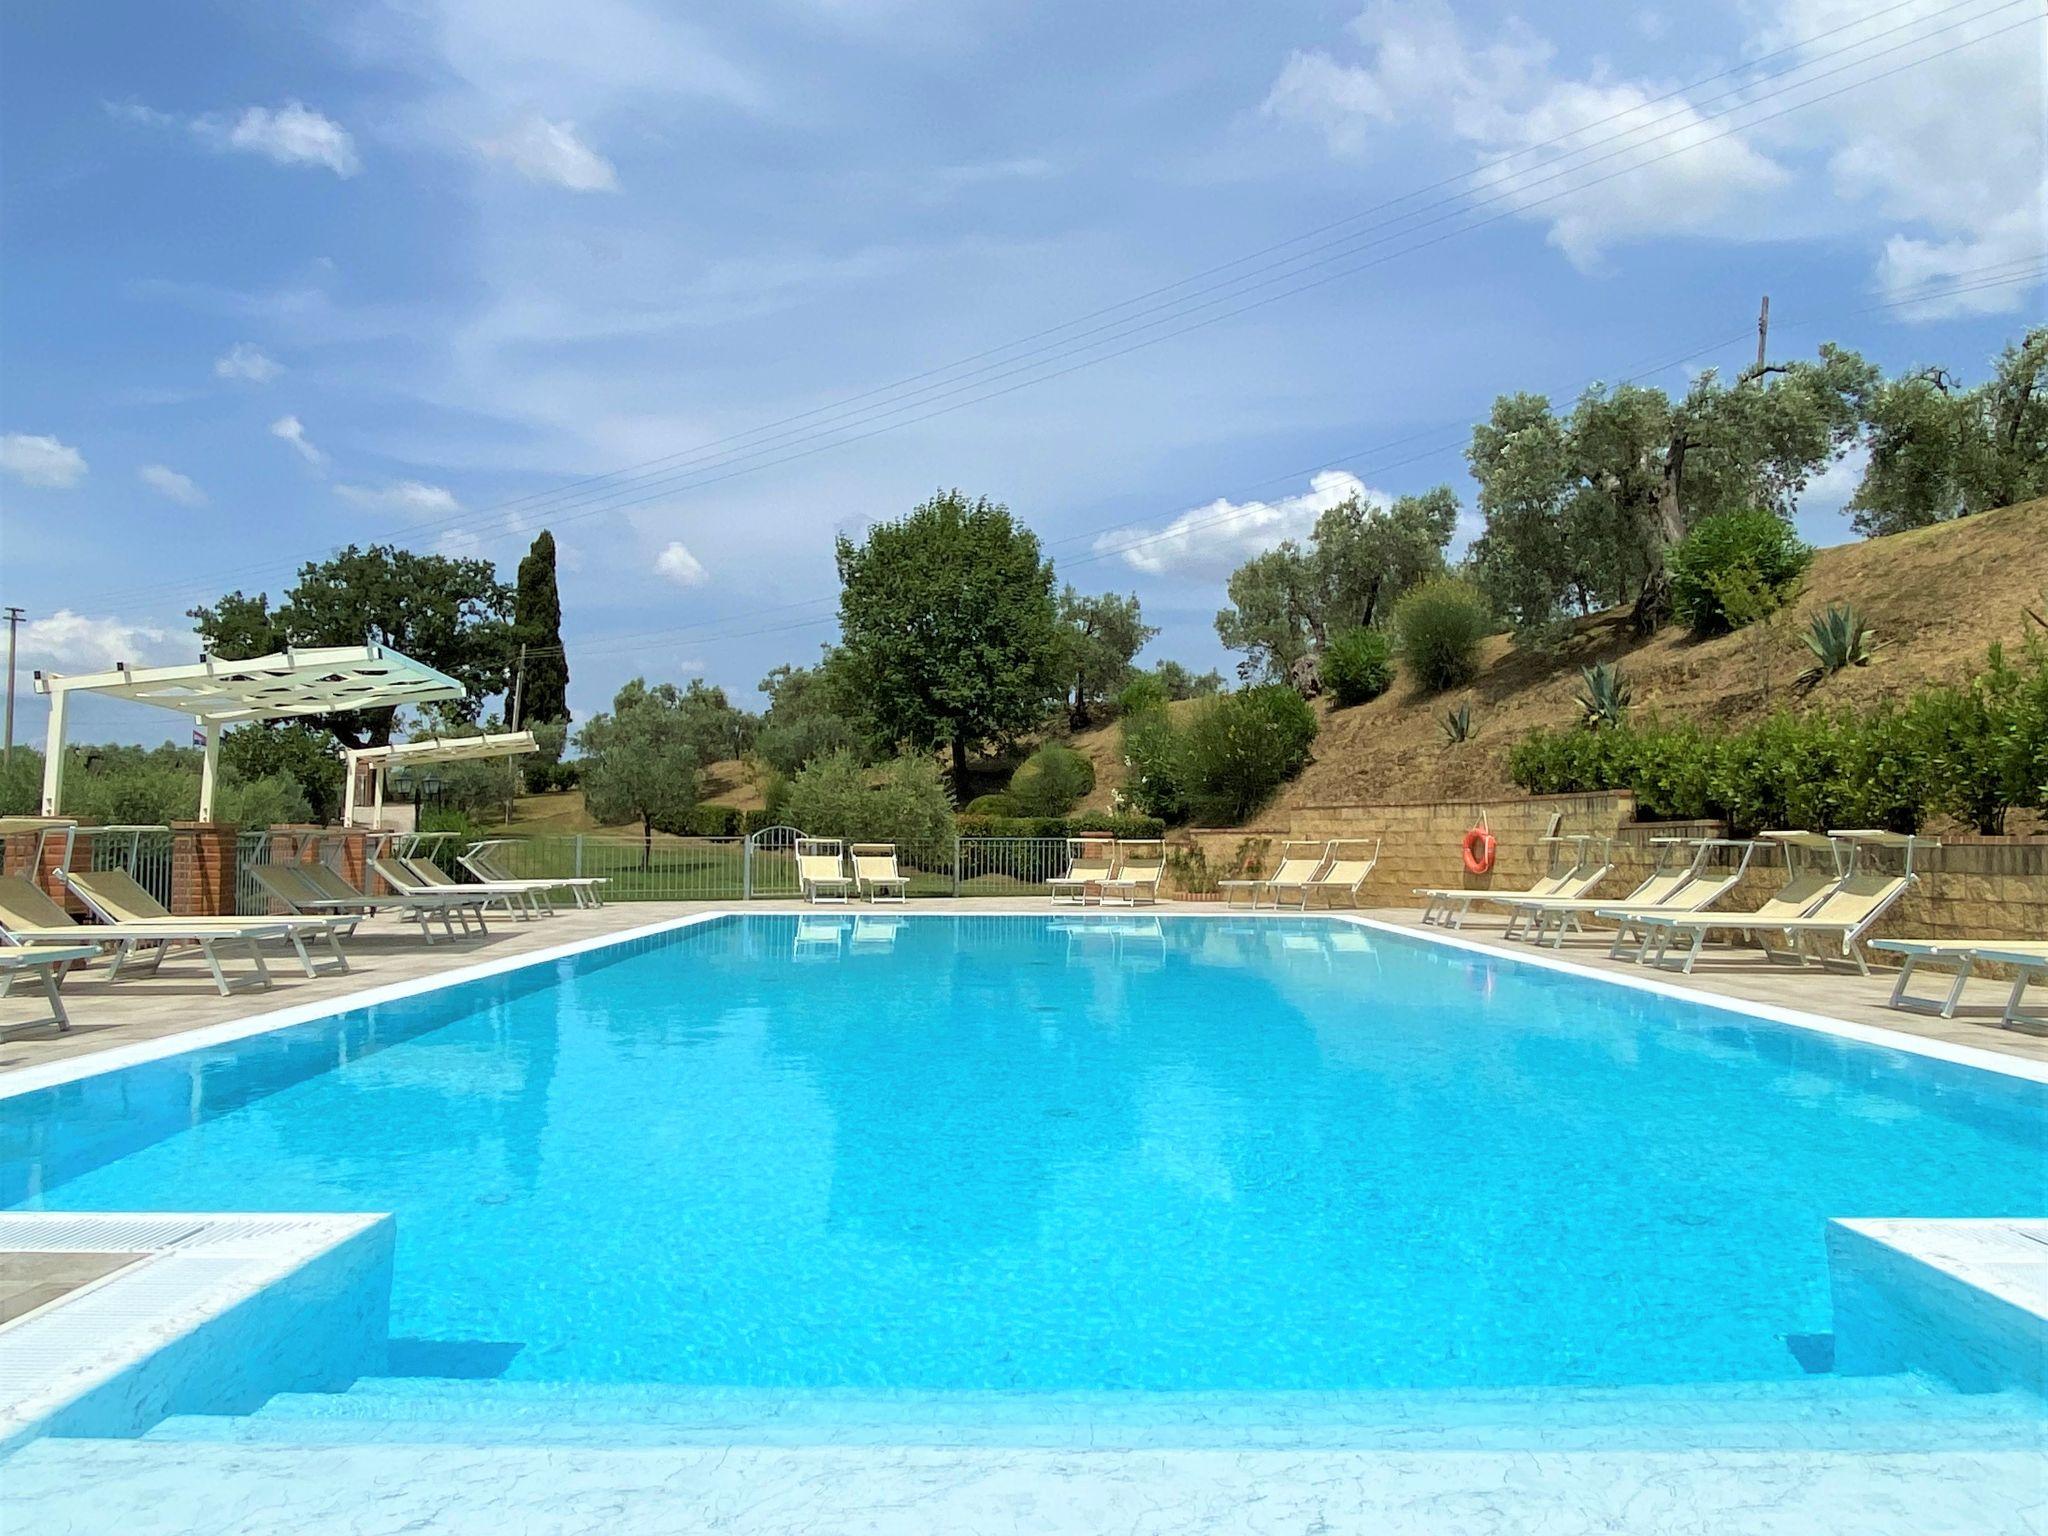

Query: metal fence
[{"left": 79, "top": 826, "right": 176, "bottom": 909}]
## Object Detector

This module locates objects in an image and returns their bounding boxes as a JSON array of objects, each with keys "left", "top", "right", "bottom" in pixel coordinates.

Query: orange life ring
[{"left": 1461, "top": 825, "right": 1497, "bottom": 875}]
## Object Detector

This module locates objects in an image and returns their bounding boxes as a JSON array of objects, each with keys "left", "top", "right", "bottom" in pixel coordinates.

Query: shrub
[
  {"left": 1116, "top": 673, "right": 1171, "bottom": 717},
  {"left": 1119, "top": 706, "right": 1190, "bottom": 824},
  {"left": 953, "top": 812, "right": 1164, "bottom": 840},
  {"left": 1392, "top": 578, "right": 1490, "bottom": 692},
  {"left": 1575, "top": 662, "right": 1631, "bottom": 730},
  {"left": 1180, "top": 684, "right": 1318, "bottom": 824},
  {"left": 1800, "top": 602, "right": 1878, "bottom": 683},
  {"left": 781, "top": 751, "right": 956, "bottom": 850},
  {"left": 1007, "top": 744, "right": 1096, "bottom": 816},
  {"left": 1440, "top": 702, "right": 1477, "bottom": 744},
  {"left": 963, "top": 792, "right": 1018, "bottom": 817},
  {"left": 1321, "top": 628, "right": 1395, "bottom": 707},
  {"left": 1668, "top": 509, "right": 1812, "bottom": 635}
]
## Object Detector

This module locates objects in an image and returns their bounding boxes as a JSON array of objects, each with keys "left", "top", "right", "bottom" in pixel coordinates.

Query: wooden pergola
[{"left": 34, "top": 643, "right": 465, "bottom": 821}]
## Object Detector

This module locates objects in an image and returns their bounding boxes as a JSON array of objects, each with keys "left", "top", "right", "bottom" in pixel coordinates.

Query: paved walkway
[{"left": 2, "top": 900, "right": 2041, "bottom": 1075}]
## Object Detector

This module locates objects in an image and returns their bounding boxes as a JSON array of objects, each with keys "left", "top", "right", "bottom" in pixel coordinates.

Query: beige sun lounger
[
  {"left": 0, "top": 874, "right": 277, "bottom": 996},
  {"left": 849, "top": 844, "right": 909, "bottom": 903},
  {"left": 395, "top": 855, "right": 552, "bottom": 919},
  {"left": 1220, "top": 841, "right": 1331, "bottom": 910},
  {"left": 1511, "top": 839, "right": 1757, "bottom": 950},
  {"left": 297, "top": 862, "right": 491, "bottom": 939},
  {"left": 0, "top": 942, "right": 99, "bottom": 1032},
  {"left": 1301, "top": 840, "right": 1381, "bottom": 910},
  {"left": 1416, "top": 836, "right": 1610, "bottom": 929},
  {"left": 372, "top": 856, "right": 537, "bottom": 921},
  {"left": 1872, "top": 938, "right": 2048, "bottom": 1028},
  {"left": 1629, "top": 831, "right": 1923, "bottom": 976},
  {"left": 65, "top": 866, "right": 352, "bottom": 978},
  {"left": 464, "top": 842, "right": 607, "bottom": 908},
  {"left": 1100, "top": 841, "right": 1165, "bottom": 906},
  {"left": 253, "top": 863, "right": 479, "bottom": 945},
  {"left": 1049, "top": 838, "right": 1117, "bottom": 905},
  {"left": 797, "top": 839, "right": 854, "bottom": 904}
]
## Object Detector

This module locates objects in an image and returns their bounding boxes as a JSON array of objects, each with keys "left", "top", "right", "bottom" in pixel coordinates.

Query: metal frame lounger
[
  {"left": 370, "top": 856, "right": 541, "bottom": 922},
  {"left": 1872, "top": 939, "right": 2048, "bottom": 1028},
  {"left": 463, "top": 841, "right": 608, "bottom": 908},
  {"left": 1049, "top": 838, "right": 1117, "bottom": 906},
  {"left": 1300, "top": 839, "right": 1382, "bottom": 910},
  {"left": 63, "top": 866, "right": 352, "bottom": 979},
  {"left": 1100, "top": 840, "right": 1166, "bottom": 907},
  {"left": 394, "top": 853, "right": 552, "bottom": 919},
  {"left": 849, "top": 844, "right": 909, "bottom": 903},
  {"left": 1416, "top": 835, "right": 1610, "bottom": 929},
  {"left": 796, "top": 839, "right": 854, "bottom": 905},
  {"left": 0, "top": 943, "right": 99, "bottom": 1033},
  {"left": 1220, "top": 841, "right": 1331, "bottom": 911},
  {"left": 0, "top": 874, "right": 277, "bottom": 996},
  {"left": 1509, "top": 838, "right": 1758, "bottom": 951},
  {"left": 252, "top": 863, "right": 480, "bottom": 945}
]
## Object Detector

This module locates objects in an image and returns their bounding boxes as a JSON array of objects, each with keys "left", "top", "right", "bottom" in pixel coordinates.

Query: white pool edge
[{"left": 0, "top": 907, "right": 2042, "bottom": 1100}]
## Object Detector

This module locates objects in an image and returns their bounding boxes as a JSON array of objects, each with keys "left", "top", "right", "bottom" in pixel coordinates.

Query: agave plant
[
  {"left": 1575, "top": 662, "right": 1632, "bottom": 730},
  {"left": 1441, "top": 701, "right": 1476, "bottom": 744},
  {"left": 1800, "top": 602, "right": 1877, "bottom": 685}
]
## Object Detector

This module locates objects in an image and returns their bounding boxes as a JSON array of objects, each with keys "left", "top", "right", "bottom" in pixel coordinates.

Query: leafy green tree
[
  {"left": 1215, "top": 489, "right": 1458, "bottom": 681},
  {"left": 220, "top": 724, "right": 346, "bottom": 823},
  {"left": 190, "top": 544, "right": 515, "bottom": 748},
  {"left": 754, "top": 649, "right": 878, "bottom": 777},
  {"left": 513, "top": 530, "right": 571, "bottom": 724},
  {"left": 834, "top": 489, "right": 1062, "bottom": 788},
  {"left": 1057, "top": 588, "right": 1156, "bottom": 726},
  {"left": 1181, "top": 684, "right": 1319, "bottom": 823},
  {"left": 576, "top": 679, "right": 703, "bottom": 867},
  {"left": 781, "top": 751, "right": 955, "bottom": 850},
  {"left": 1850, "top": 328, "right": 2048, "bottom": 533},
  {"left": 1150, "top": 659, "right": 1224, "bottom": 699}
]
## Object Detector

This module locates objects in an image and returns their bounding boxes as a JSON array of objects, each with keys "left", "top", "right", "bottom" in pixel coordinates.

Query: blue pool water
[{"left": 4, "top": 914, "right": 2043, "bottom": 1394}]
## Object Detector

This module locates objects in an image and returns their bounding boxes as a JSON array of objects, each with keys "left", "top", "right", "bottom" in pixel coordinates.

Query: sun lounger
[
  {"left": 298, "top": 862, "right": 490, "bottom": 939},
  {"left": 371, "top": 857, "right": 540, "bottom": 921},
  {"left": 463, "top": 842, "right": 608, "bottom": 908},
  {"left": 1301, "top": 840, "right": 1381, "bottom": 909},
  {"left": 1509, "top": 838, "right": 1756, "bottom": 950},
  {"left": 1415, "top": 836, "right": 1610, "bottom": 929},
  {"left": 0, "top": 943, "right": 99, "bottom": 1032},
  {"left": 1220, "top": 841, "right": 1331, "bottom": 910},
  {"left": 394, "top": 854, "right": 552, "bottom": 919},
  {"left": 797, "top": 839, "right": 853, "bottom": 904},
  {"left": 1100, "top": 841, "right": 1165, "bottom": 906},
  {"left": 253, "top": 863, "right": 478, "bottom": 944},
  {"left": 1629, "top": 831, "right": 1924, "bottom": 976},
  {"left": 65, "top": 866, "right": 352, "bottom": 978},
  {"left": 849, "top": 843, "right": 909, "bottom": 903},
  {"left": 0, "top": 874, "right": 277, "bottom": 995},
  {"left": 1049, "top": 838, "right": 1116, "bottom": 905},
  {"left": 1872, "top": 938, "right": 2048, "bottom": 1028}
]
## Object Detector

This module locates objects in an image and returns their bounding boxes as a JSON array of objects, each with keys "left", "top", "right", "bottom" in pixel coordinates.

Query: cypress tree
[{"left": 513, "top": 530, "right": 571, "bottom": 724}]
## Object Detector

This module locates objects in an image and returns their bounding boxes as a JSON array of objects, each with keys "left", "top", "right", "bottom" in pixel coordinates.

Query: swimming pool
[{"left": 5, "top": 913, "right": 2044, "bottom": 1396}]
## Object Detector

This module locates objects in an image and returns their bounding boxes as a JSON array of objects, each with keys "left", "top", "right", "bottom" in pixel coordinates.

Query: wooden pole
[{"left": 1755, "top": 294, "right": 1770, "bottom": 374}]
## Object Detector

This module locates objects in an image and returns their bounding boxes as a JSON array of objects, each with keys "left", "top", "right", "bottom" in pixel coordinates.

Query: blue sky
[{"left": 3, "top": 0, "right": 2041, "bottom": 748}]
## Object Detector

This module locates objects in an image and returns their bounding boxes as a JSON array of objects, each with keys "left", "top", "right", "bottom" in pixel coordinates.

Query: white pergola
[
  {"left": 342, "top": 729, "right": 538, "bottom": 829},
  {"left": 35, "top": 643, "right": 466, "bottom": 821}
]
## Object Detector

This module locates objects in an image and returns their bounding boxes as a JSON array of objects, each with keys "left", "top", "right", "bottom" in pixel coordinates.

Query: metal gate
[{"left": 742, "top": 825, "right": 805, "bottom": 900}]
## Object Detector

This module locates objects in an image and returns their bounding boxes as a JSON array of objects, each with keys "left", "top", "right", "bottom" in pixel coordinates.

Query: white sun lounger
[
  {"left": 1049, "top": 838, "right": 1117, "bottom": 905},
  {"left": 797, "top": 839, "right": 854, "bottom": 904},
  {"left": 64, "top": 865, "right": 352, "bottom": 979},
  {"left": 1100, "top": 841, "right": 1165, "bottom": 906},
  {"left": 1300, "top": 840, "right": 1381, "bottom": 910},
  {"left": 850, "top": 843, "right": 909, "bottom": 903},
  {"left": 464, "top": 841, "right": 608, "bottom": 908},
  {"left": 1416, "top": 835, "right": 1609, "bottom": 929},
  {"left": 1872, "top": 938, "right": 2048, "bottom": 1028},
  {"left": 0, "top": 874, "right": 278, "bottom": 996},
  {"left": 1220, "top": 841, "right": 1330, "bottom": 910},
  {"left": 0, "top": 943, "right": 99, "bottom": 1033}
]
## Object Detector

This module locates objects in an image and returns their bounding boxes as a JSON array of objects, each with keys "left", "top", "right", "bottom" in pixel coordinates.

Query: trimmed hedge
[{"left": 954, "top": 812, "right": 1166, "bottom": 841}]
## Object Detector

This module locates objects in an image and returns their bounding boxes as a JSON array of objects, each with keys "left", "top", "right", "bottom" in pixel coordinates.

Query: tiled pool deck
[{"left": 3, "top": 899, "right": 2043, "bottom": 1073}]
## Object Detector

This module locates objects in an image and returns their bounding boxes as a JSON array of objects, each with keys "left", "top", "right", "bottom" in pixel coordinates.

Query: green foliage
[
  {"left": 27, "top": 740, "right": 314, "bottom": 827},
  {"left": 1149, "top": 659, "right": 1225, "bottom": 699},
  {"left": 1215, "top": 487, "right": 1458, "bottom": 680},
  {"left": 0, "top": 748, "right": 40, "bottom": 815},
  {"left": 575, "top": 679, "right": 703, "bottom": 862},
  {"left": 1116, "top": 674, "right": 1171, "bottom": 717},
  {"left": 1118, "top": 705, "right": 1190, "bottom": 824},
  {"left": 1392, "top": 577, "right": 1491, "bottom": 692},
  {"left": 1574, "top": 662, "right": 1631, "bottom": 730},
  {"left": 1163, "top": 844, "right": 1217, "bottom": 895},
  {"left": 189, "top": 543, "right": 515, "bottom": 747},
  {"left": 220, "top": 724, "right": 345, "bottom": 822},
  {"left": 1057, "top": 588, "right": 1156, "bottom": 725},
  {"left": 1320, "top": 628, "right": 1395, "bottom": 707},
  {"left": 1800, "top": 602, "right": 1878, "bottom": 682},
  {"left": 1179, "top": 684, "right": 1318, "bottom": 824},
  {"left": 953, "top": 811, "right": 1165, "bottom": 840},
  {"left": 1440, "top": 701, "right": 1476, "bottom": 744},
  {"left": 1006, "top": 744, "right": 1095, "bottom": 816},
  {"left": 1507, "top": 636, "right": 2048, "bottom": 833},
  {"left": 521, "top": 720, "right": 578, "bottom": 792},
  {"left": 513, "top": 529, "right": 570, "bottom": 725},
  {"left": 1667, "top": 509, "right": 1814, "bottom": 634},
  {"left": 834, "top": 489, "right": 1063, "bottom": 785},
  {"left": 962, "top": 792, "right": 1019, "bottom": 817},
  {"left": 1851, "top": 328, "right": 2048, "bottom": 533},
  {"left": 754, "top": 650, "right": 880, "bottom": 778},
  {"left": 781, "top": 751, "right": 956, "bottom": 849}
]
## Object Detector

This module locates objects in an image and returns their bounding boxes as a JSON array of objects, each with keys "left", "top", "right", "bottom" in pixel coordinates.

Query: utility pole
[
  {"left": 506, "top": 643, "right": 528, "bottom": 825},
  {"left": 2, "top": 606, "right": 22, "bottom": 765},
  {"left": 1755, "top": 294, "right": 1770, "bottom": 373}
]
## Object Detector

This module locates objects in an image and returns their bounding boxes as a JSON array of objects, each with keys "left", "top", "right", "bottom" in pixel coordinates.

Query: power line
[{"left": 79, "top": 1, "right": 2038, "bottom": 612}]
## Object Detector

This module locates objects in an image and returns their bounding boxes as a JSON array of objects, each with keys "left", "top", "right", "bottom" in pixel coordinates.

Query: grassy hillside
[{"left": 1072, "top": 500, "right": 2048, "bottom": 813}]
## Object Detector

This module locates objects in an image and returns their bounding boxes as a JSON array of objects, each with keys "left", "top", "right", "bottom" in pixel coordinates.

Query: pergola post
[
  {"left": 198, "top": 719, "right": 221, "bottom": 823},
  {"left": 38, "top": 683, "right": 67, "bottom": 817}
]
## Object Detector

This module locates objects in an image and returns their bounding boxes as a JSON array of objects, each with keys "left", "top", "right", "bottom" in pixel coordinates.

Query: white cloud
[
  {"left": 654, "top": 540, "right": 709, "bottom": 586},
  {"left": 480, "top": 117, "right": 619, "bottom": 192},
  {"left": 1094, "top": 470, "right": 1382, "bottom": 578},
  {"left": 214, "top": 342, "right": 283, "bottom": 382},
  {"left": 17, "top": 610, "right": 174, "bottom": 673},
  {"left": 269, "top": 415, "right": 328, "bottom": 467},
  {"left": 334, "top": 480, "right": 463, "bottom": 515},
  {"left": 0, "top": 433, "right": 88, "bottom": 489},
  {"left": 138, "top": 464, "right": 206, "bottom": 506},
  {"left": 208, "top": 102, "right": 360, "bottom": 176}
]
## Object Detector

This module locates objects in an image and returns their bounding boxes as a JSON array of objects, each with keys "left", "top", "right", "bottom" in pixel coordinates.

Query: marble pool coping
[{"left": 1, "top": 907, "right": 2042, "bottom": 1102}]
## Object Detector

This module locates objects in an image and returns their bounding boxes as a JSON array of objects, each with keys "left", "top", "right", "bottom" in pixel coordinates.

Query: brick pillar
[
  {"left": 171, "top": 821, "right": 242, "bottom": 916},
  {"left": 335, "top": 829, "right": 371, "bottom": 894}
]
